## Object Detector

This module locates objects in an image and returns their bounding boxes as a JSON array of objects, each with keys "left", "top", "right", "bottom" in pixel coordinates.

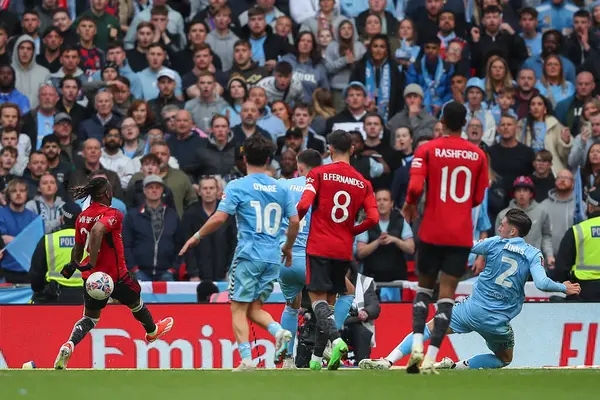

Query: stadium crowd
[{"left": 0, "top": 0, "right": 598, "bottom": 304}]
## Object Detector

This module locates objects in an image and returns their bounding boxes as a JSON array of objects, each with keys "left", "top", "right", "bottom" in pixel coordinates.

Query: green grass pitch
[{"left": 1, "top": 369, "right": 599, "bottom": 400}]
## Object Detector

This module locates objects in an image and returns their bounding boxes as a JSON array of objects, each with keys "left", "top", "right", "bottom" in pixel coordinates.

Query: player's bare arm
[
  {"left": 281, "top": 215, "right": 300, "bottom": 267},
  {"left": 88, "top": 221, "right": 108, "bottom": 267},
  {"left": 70, "top": 242, "right": 84, "bottom": 265},
  {"left": 179, "top": 211, "right": 229, "bottom": 256}
]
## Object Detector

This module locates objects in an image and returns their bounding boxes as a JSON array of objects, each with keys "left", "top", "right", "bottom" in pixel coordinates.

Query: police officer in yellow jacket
[
  {"left": 29, "top": 202, "right": 84, "bottom": 304},
  {"left": 553, "top": 188, "right": 600, "bottom": 301}
]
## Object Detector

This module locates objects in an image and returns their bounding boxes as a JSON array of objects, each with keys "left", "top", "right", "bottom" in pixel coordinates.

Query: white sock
[
  {"left": 454, "top": 359, "right": 469, "bottom": 369},
  {"left": 332, "top": 337, "right": 343, "bottom": 346},
  {"left": 426, "top": 345, "right": 439, "bottom": 361},
  {"left": 412, "top": 333, "right": 424, "bottom": 349},
  {"left": 311, "top": 354, "right": 323, "bottom": 363},
  {"left": 386, "top": 348, "right": 404, "bottom": 364}
]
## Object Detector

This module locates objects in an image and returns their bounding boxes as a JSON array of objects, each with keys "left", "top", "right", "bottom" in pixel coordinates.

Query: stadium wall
[{"left": 0, "top": 304, "right": 598, "bottom": 369}]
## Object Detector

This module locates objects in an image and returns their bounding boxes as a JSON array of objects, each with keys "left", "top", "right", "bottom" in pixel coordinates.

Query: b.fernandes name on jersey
[{"left": 322, "top": 173, "right": 365, "bottom": 188}]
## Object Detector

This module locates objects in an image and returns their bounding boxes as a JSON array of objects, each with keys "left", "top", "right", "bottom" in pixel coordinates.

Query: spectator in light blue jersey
[
  {"left": 536, "top": 0, "right": 579, "bottom": 36},
  {"left": 359, "top": 208, "right": 581, "bottom": 372},
  {"left": 179, "top": 134, "right": 300, "bottom": 371},
  {"left": 519, "top": 7, "right": 543, "bottom": 58}
]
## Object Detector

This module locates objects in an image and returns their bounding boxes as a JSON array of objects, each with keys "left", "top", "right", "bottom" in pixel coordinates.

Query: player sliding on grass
[
  {"left": 359, "top": 209, "right": 581, "bottom": 372},
  {"left": 296, "top": 130, "right": 378, "bottom": 370},
  {"left": 54, "top": 177, "right": 174, "bottom": 370},
  {"left": 180, "top": 134, "right": 300, "bottom": 371}
]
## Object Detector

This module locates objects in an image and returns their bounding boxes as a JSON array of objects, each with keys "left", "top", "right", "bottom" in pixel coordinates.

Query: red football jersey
[
  {"left": 75, "top": 202, "right": 128, "bottom": 282},
  {"left": 297, "top": 162, "right": 378, "bottom": 260},
  {"left": 406, "top": 136, "right": 488, "bottom": 247}
]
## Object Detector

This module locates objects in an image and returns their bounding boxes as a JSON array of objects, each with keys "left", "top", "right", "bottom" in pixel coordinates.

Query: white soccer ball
[{"left": 85, "top": 272, "right": 114, "bottom": 300}]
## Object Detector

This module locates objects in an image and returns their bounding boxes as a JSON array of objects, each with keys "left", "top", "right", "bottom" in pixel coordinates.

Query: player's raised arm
[
  {"left": 529, "top": 253, "right": 579, "bottom": 294},
  {"left": 351, "top": 183, "right": 379, "bottom": 235},
  {"left": 297, "top": 171, "right": 318, "bottom": 221},
  {"left": 473, "top": 152, "right": 489, "bottom": 207}
]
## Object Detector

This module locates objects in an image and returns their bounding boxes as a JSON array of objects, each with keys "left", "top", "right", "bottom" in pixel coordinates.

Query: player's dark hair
[
  {"left": 297, "top": 149, "right": 322, "bottom": 169},
  {"left": 327, "top": 130, "right": 353, "bottom": 153},
  {"left": 70, "top": 177, "right": 111, "bottom": 201},
  {"left": 244, "top": 134, "right": 276, "bottom": 166},
  {"left": 441, "top": 101, "right": 467, "bottom": 132},
  {"left": 505, "top": 208, "right": 532, "bottom": 237}
]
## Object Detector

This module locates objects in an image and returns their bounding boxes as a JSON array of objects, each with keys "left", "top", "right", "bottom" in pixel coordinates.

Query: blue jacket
[
  {"left": 554, "top": 94, "right": 576, "bottom": 126},
  {"left": 0, "top": 206, "right": 37, "bottom": 272},
  {"left": 406, "top": 56, "right": 453, "bottom": 113},
  {"left": 78, "top": 113, "right": 124, "bottom": 142},
  {"left": 536, "top": 2, "right": 579, "bottom": 34},
  {"left": 0, "top": 89, "right": 30, "bottom": 114},
  {"left": 123, "top": 204, "right": 180, "bottom": 274}
]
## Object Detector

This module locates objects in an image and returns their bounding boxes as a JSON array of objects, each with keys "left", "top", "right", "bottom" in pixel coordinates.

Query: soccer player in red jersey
[
  {"left": 53, "top": 177, "right": 174, "bottom": 370},
  {"left": 402, "top": 101, "right": 488, "bottom": 374},
  {"left": 297, "top": 130, "right": 379, "bottom": 370}
]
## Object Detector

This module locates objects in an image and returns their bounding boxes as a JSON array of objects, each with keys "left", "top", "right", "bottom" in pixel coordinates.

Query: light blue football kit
[
  {"left": 391, "top": 236, "right": 566, "bottom": 369},
  {"left": 218, "top": 173, "right": 297, "bottom": 303}
]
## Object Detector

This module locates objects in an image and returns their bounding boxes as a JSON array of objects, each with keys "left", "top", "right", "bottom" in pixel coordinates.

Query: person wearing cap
[
  {"left": 406, "top": 36, "right": 452, "bottom": 115},
  {"left": 553, "top": 187, "right": 600, "bottom": 301},
  {"left": 36, "top": 26, "right": 64, "bottom": 73},
  {"left": 387, "top": 83, "right": 437, "bottom": 144},
  {"left": 29, "top": 201, "right": 85, "bottom": 304},
  {"left": 496, "top": 176, "right": 554, "bottom": 265},
  {"left": 137, "top": 43, "right": 183, "bottom": 101},
  {"left": 148, "top": 68, "right": 185, "bottom": 121},
  {"left": 464, "top": 77, "right": 496, "bottom": 146},
  {"left": 51, "top": 111, "right": 79, "bottom": 164},
  {"left": 123, "top": 174, "right": 181, "bottom": 282}
]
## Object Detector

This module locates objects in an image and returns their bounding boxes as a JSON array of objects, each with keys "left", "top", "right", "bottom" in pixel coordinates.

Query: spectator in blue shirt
[
  {"left": 521, "top": 30, "right": 577, "bottom": 83},
  {"left": 536, "top": 0, "right": 579, "bottom": 36},
  {"left": 137, "top": 43, "right": 182, "bottom": 101},
  {"left": 519, "top": 7, "right": 543, "bottom": 58}
]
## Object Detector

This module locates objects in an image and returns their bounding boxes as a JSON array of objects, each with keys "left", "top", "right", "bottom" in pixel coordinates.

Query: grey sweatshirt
[
  {"left": 324, "top": 40, "right": 367, "bottom": 90},
  {"left": 567, "top": 134, "right": 600, "bottom": 171},
  {"left": 496, "top": 199, "right": 554, "bottom": 258},
  {"left": 184, "top": 95, "right": 228, "bottom": 132},
  {"left": 541, "top": 189, "right": 576, "bottom": 255},
  {"left": 280, "top": 54, "right": 330, "bottom": 103},
  {"left": 205, "top": 30, "right": 240, "bottom": 72},
  {"left": 255, "top": 76, "right": 304, "bottom": 106},
  {"left": 25, "top": 195, "right": 66, "bottom": 234},
  {"left": 11, "top": 35, "right": 51, "bottom": 110}
]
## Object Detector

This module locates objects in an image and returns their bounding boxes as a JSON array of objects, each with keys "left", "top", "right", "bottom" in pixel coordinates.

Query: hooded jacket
[
  {"left": 541, "top": 189, "right": 576, "bottom": 255},
  {"left": 496, "top": 199, "right": 554, "bottom": 258},
  {"left": 191, "top": 132, "right": 237, "bottom": 177},
  {"left": 12, "top": 35, "right": 51, "bottom": 110},
  {"left": 205, "top": 29, "right": 240, "bottom": 72},
  {"left": 25, "top": 195, "right": 66, "bottom": 234},
  {"left": 255, "top": 75, "right": 305, "bottom": 107},
  {"left": 324, "top": 40, "right": 367, "bottom": 90}
]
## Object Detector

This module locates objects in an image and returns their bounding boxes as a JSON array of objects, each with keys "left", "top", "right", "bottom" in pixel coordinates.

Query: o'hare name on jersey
[
  {"left": 322, "top": 173, "right": 365, "bottom": 188},
  {"left": 253, "top": 183, "right": 277, "bottom": 192}
]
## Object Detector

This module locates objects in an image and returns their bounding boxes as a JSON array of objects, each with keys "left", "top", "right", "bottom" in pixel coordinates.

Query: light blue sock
[
  {"left": 280, "top": 306, "right": 299, "bottom": 354},
  {"left": 334, "top": 295, "right": 354, "bottom": 330},
  {"left": 267, "top": 321, "right": 282, "bottom": 337},
  {"left": 467, "top": 353, "right": 507, "bottom": 369},
  {"left": 398, "top": 325, "right": 431, "bottom": 355},
  {"left": 238, "top": 342, "right": 252, "bottom": 360}
]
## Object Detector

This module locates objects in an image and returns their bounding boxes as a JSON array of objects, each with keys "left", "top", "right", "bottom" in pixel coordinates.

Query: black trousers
[
  {"left": 342, "top": 323, "right": 374, "bottom": 364},
  {"left": 567, "top": 279, "right": 600, "bottom": 302}
]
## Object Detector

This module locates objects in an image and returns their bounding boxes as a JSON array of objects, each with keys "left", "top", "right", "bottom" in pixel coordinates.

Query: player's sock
[
  {"left": 334, "top": 294, "right": 354, "bottom": 330},
  {"left": 311, "top": 354, "right": 323, "bottom": 363},
  {"left": 267, "top": 321, "right": 283, "bottom": 337},
  {"left": 312, "top": 300, "right": 340, "bottom": 341},
  {"left": 412, "top": 287, "right": 434, "bottom": 347},
  {"left": 237, "top": 342, "right": 252, "bottom": 362},
  {"left": 131, "top": 303, "right": 157, "bottom": 334},
  {"left": 387, "top": 325, "right": 431, "bottom": 363},
  {"left": 429, "top": 298, "right": 455, "bottom": 349},
  {"left": 313, "top": 328, "right": 328, "bottom": 357},
  {"left": 280, "top": 306, "right": 299, "bottom": 354},
  {"left": 464, "top": 354, "right": 508, "bottom": 369},
  {"left": 68, "top": 316, "right": 98, "bottom": 346}
]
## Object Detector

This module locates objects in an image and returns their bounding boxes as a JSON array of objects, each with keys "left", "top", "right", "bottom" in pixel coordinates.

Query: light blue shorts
[
  {"left": 450, "top": 299, "right": 515, "bottom": 353},
  {"left": 278, "top": 252, "right": 306, "bottom": 302},
  {"left": 228, "top": 258, "right": 279, "bottom": 303}
]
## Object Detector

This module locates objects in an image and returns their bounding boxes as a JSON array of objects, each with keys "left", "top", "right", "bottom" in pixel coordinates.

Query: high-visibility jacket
[
  {"left": 45, "top": 228, "right": 83, "bottom": 287},
  {"left": 572, "top": 216, "right": 600, "bottom": 281}
]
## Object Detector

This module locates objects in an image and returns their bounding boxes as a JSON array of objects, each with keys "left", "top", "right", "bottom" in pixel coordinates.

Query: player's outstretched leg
[
  {"left": 280, "top": 305, "right": 299, "bottom": 368},
  {"left": 128, "top": 301, "right": 174, "bottom": 343},
  {"left": 359, "top": 325, "right": 432, "bottom": 370},
  {"left": 436, "top": 353, "right": 509, "bottom": 370},
  {"left": 54, "top": 314, "right": 99, "bottom": 370},
  {"left": 312, "top": 299, "right": 347, "bottom": 370},
  {"left": 421, "top": 298, "right": 455, "bottom": 375},
  {"left": 406, "top": 287, "right": 434, "bottom": 374}
]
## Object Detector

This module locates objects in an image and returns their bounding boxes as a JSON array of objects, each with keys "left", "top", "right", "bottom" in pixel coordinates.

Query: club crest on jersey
[
  {"left": 108, "top": 217, "right": 116, "bottom": 226},
  {"left": 540, "top": 255, "right": 544, "bottom": 267},
  {"left": 306, "top": 177, "right": 314, "bottom": 183},
  {"left": 221, "top": 193, "right": 226, "bottom": 200}
]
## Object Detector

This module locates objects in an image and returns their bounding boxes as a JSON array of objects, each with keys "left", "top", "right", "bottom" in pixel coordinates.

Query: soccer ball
[{"left": 85, "top": 272, "right": 114, "bottom": 300}]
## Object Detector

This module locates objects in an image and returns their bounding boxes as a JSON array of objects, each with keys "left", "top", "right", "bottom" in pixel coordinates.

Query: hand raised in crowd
[
  {"left": 265, "top": 60, "right": 277, "bottom": 72},
  {"left": 560, "top": 127, "right": 571, "bottom": 144},
  {"left": 470, "top": 27, "right": 480, "bottom": 43},
  {"left": 500, "top": 23, "right": 515, "bottom": 35},
  {"left": 563, "top": 281, "right": 581, "bottom": 296},
  {"left": 345, "top": 50, "right": 355, "bottom": 64},
  {"left": 581, "top": 127, "right": 591, "bottom": 144},
  {"left": 109, "top": 27, "right": 119, "bottom": 39}
]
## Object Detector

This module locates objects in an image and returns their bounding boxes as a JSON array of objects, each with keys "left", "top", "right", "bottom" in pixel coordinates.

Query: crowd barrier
[
  {"left": 0, "top": 279, "right": 564, "bottom": 304},
  {"left": 1, "top": 303, "right": 596, "bottom": 369}
]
